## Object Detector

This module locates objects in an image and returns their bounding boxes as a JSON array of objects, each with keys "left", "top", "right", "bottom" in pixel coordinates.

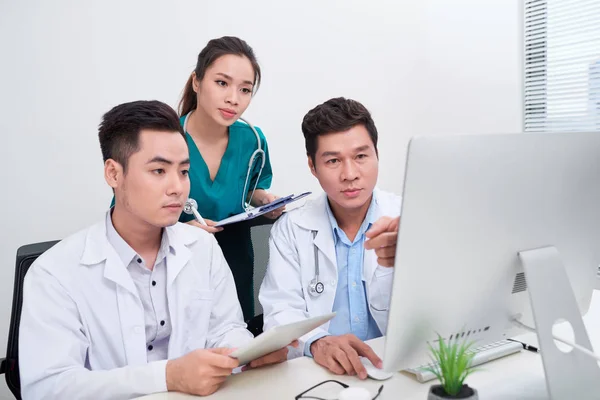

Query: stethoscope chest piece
[
  {"left": 309, "top": 279, "right": 325, "bottom": 296},
  {"left": 183, "top": 198, "right": 197, "bottom": 214},
  {"left": 308, "top": 230, "right": 325, "bottom": 297}
]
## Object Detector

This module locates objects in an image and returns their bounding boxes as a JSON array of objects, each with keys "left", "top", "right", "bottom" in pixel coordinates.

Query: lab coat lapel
[
  {"left": 164, "top": 224, "right": 197, "bottom": 358},
  {"left": 80, "top": 219, "right": 139, "bottom": 296},
  {"left": 302, "top": 194, "right": 337, "bottom": 268},
  {"left": 164, "top": 225, "right": 195, "bottom": 288},
  {"left": 105, "top": 252, "right": 147, "bottom": 365},
  {"left": 80, "top": 218, "right": 147, "bottom": 365},
  {"left": 313, "top": 226, "right": 337, "bottom": 270}
]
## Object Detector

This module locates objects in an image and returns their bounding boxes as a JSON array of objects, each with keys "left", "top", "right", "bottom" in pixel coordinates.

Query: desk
[{"left": 139, "top": 291, "right": 600, "bottom": 400}]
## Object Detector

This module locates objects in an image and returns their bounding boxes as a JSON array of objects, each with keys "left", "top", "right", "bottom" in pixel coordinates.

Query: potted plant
[{"left": 425, "top": 334, "right": 479, "bottom": 399}]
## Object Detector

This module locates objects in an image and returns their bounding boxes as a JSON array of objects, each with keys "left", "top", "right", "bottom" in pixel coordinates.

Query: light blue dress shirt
[{"left": 304, "top": 197, "right": 382, "bottom": 356}]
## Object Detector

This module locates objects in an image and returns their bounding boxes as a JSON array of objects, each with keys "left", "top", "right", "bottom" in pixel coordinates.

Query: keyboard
[{"left": 404, "top": 339, "right": 523, "bottom": 383}]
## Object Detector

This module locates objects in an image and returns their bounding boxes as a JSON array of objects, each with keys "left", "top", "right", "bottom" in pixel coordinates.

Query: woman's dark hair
[
  {"left": 178, "top": 36, "right": 261, "bottom": 117},
  {"left": 302, "top": 97, "right": 379, "bottom": 164}
]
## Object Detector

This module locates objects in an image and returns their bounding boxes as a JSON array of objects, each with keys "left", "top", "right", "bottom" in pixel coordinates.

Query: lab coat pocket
[
  {"left": 369, "top": 266, "right": 394, "bottom": 312},
  {"left": 183, "top": 289, "right": 215, "bottom": 347}
]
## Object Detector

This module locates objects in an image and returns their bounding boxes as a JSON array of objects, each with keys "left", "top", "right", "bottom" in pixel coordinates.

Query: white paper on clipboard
[{"left": 214, "top": 192, "right": 312, "bottom": 227}]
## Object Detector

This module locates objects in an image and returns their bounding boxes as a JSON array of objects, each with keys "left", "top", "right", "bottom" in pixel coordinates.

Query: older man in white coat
[
  {"left": 259, "top": 97, "right": 401, "bottom": 381},
  {"left": 19, "top": 101, "right": 292, "bottom": 400}
]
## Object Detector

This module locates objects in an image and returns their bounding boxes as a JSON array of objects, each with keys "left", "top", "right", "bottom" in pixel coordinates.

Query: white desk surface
[{"left": 139, "top": 291, "right": 600, "bottom": 400}]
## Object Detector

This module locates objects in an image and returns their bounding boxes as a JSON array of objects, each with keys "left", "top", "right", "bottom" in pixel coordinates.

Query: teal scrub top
[{"left": 179, "top": 116, "right": 273, "bottom": 223}]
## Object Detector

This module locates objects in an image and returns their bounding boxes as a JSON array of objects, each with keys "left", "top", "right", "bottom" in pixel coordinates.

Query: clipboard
[{"left": 214, "top": 192, "right": 312, "bottom": 227}]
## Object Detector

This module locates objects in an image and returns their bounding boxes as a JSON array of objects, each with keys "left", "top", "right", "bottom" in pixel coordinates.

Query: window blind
[{"left": 524, "top": 0, "right": 600, "bottom": 132}]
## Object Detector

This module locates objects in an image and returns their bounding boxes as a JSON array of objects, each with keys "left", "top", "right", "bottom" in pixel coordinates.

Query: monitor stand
[{"left": 519, "top": 246, "right": 600, "bottom": 400}]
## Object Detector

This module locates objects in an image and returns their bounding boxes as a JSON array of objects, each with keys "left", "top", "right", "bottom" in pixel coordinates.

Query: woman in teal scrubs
[{"left": 178, "top": 36, "right": 283, "bottom": 322}]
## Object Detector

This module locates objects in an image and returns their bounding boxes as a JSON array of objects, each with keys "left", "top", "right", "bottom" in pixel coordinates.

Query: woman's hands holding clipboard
[
  {"left": 186, "top": 191, "right": 312, "bottom": 231},
  {"left": 256, "top": 191, "right": 286, "bottom": 219}
]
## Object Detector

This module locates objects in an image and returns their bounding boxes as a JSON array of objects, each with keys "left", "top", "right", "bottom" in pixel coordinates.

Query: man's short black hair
[
  {"left": 98, "top": 100, "right": 185, "bottom": 172},
  {"left": 301, "top": 97, "right": 378, "bottom": 164}
]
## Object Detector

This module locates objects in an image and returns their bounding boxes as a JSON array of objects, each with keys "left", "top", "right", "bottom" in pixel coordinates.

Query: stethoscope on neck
[{"left": 183, "top": 111, "right": 266, "bottom": 212}]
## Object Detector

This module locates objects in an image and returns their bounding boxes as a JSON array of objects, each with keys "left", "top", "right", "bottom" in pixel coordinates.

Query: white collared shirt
[{"left": 105, "top": 211, "right": 172, "bottom": 362}]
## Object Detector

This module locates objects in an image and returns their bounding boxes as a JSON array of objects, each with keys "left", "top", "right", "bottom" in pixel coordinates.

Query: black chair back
[{"left": 1, "top": 241, "right": 58, "bottom": 399}]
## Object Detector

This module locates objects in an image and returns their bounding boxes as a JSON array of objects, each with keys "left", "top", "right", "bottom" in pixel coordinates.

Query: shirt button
[
  {"left": 160, "top": 320, "right": 165, "bottom": 326},
  {"left": 330, "top": 280, "right": 336, "bottom": 286},
  {"left": 355, "top": 317, "right": 360, "bottom": 322},
  {"left": 133, "top": 326, "right": 143, "bottom": 334},
  {"left": 137, "top": 258, "right": 142, "bottom": 263},
  {"left": 152, "top": 281, "right": 156, "bottom": 286},
  {"left": 148, "top": 345, "right": 153, "bottom": 351},
  {"left": 352, "top": 281, "right": 357, "bottom": 288}
]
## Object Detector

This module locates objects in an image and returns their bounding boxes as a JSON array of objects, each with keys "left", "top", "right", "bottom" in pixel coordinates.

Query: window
[{"left": 524, "top": 0, "right": 600, "bottom": 132}]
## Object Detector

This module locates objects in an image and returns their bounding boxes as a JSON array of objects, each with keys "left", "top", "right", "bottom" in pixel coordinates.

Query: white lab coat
[
  {"left": 19, "top": 216, "right": 253, "bottom": 400},
  {"left": 259, "top": 188, "right": 402, "bottom": 359}
]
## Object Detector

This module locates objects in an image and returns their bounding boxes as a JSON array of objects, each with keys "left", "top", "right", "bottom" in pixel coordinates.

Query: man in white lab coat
[
  {"left": 19, "top": 101, "right": 292, "bottom": 400},
  {"left": 259, "top": 97, "right": 401, "bottom": 380}
]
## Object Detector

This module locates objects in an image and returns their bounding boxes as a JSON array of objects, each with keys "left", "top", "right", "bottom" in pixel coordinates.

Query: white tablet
[{"left": 230, "top": 312, "right": 336, "bottom": 365}]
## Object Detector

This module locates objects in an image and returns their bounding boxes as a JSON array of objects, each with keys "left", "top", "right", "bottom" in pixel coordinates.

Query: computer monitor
[{"left": 383, "top": 132, "right": 600, "bottom": 375}]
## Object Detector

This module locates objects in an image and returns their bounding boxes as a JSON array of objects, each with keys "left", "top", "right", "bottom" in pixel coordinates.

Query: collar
[
  {"left": 81, "top": 211, "right": 198, "bottom": 267},
  {"left": 105, "top": 210, "right": 175, "bottom": 268},
  {"left": 324, "top": 193, "right": 378, "bottom": 246},
  {"left": 295, "top": 188, "right": 384, "bottom": 233}
]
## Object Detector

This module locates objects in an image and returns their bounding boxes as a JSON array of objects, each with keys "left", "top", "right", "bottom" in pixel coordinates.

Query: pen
[{"left": 508, "top": 339, "right": 539, "bottom": 353}]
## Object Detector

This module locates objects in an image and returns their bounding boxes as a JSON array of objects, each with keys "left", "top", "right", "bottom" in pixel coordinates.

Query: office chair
[
  {"left": 0, "top": 240, "right": 59, "bottom": 400},
  {"left": 247, "top": 217, "right": 276, "bottom": 337}
]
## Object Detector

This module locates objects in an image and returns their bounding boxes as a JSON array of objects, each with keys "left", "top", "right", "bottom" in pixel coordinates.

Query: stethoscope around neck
[
  {"left": 308, "top": 231, "right": 326, "bottom": 297},
  {"left": 183, "top": 112, "right": 265, "bottom": 212}
]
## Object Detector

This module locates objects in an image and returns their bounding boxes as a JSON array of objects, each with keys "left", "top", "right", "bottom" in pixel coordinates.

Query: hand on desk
[
  {"left": 365, "top": 216, "right": 400, "bottom": 267},
  {"left": 243, "top": 340, "right": 299, "bottom": 371},
  {"left": 310, "top": 334, "right": 382, "bottom": 380},
  {"left": 166, "top": 348, "right": 238, "bottom": 396}
]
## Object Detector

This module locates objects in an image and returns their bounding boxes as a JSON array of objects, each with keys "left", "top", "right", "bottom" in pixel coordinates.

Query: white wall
[{"left": 0, "top": 0, "right": 521, "bottom": 397}]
